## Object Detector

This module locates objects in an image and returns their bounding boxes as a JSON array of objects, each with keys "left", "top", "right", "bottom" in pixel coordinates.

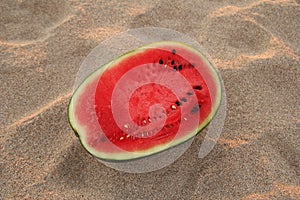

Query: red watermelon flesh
[{"left": 68, "top": 41, "right": 221, "bottom": 161}]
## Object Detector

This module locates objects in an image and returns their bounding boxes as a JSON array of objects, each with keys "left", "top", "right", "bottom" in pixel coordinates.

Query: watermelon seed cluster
[
  {"left": 157, "top": 50, "right": 195, "bottom": 74},
  {"left": 156, "top": 51, "right": 204, "bottom": 129}
]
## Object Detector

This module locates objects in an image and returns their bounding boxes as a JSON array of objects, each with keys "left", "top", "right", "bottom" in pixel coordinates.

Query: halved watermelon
[{"left": 68, "top": 41, "right": 222, "bottom": 161}]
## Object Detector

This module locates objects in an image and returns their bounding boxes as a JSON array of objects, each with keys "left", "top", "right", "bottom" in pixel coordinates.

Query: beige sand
[{"left": 1, "top": 0, "right": 299, "bottom": 199}]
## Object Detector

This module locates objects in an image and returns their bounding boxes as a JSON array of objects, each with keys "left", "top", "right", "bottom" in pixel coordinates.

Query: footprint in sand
[{"left": 0, "top": 0, "right": 71, "bottom": 44}]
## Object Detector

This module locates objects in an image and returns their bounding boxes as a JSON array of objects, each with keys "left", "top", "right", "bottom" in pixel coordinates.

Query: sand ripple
[
  {"left": 1, "top": 0, "right": 299, "bottom": 199},
  {"left": 0, "top": 0, "right": 72, "bottom": 44}
]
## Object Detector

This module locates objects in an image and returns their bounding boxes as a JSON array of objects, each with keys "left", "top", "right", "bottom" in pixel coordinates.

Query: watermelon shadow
[
  {"left": 47, "top": 140, "right": 118, "bottom": 190},
  {"left": 49, "top": 131, "right": 226, "bottom": 199}
]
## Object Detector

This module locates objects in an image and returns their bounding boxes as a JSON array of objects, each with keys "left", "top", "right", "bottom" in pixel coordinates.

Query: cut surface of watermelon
[{"left": 68, "top": 41, "right": 222, "bottom": 161}]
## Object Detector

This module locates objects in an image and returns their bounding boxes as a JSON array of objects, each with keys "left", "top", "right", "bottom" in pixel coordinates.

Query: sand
[{"left": 1, "top": 0, "right": 299, "bottom": 199}]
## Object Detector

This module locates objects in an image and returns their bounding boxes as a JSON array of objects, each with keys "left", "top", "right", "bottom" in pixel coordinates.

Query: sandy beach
[{"left": 1, "top": 0, "right": 299, "bottom": 199}]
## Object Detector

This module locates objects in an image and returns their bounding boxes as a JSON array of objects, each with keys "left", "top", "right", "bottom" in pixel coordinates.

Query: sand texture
[{"left": 1, "top": 0, "right": 299, "bottom": 199}]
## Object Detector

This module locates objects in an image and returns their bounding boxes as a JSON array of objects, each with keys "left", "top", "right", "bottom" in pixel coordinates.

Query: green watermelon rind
[{"left": 68, "top": 41, "right": 222, "bottom": 161}]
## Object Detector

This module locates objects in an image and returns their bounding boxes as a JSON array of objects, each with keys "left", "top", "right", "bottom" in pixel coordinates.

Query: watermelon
[{"left": 68, "top": 41, "right": 221, "bottom": 161}]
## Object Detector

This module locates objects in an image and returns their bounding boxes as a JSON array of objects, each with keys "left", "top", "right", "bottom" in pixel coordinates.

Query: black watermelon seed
[
  {"left": 173, "top": 66, "right": 177, "bottom": 71},
  {"left": 171, "top": 60, "right": 175, "bottom": 65},
  {"left": 178, "top": 65, "right": 183, "bottom": 71},
  {"left": 175, "top": 101, "right": 181, "bottom": 106},
  {"left": 181, "top": 97, "right": 187, "bottom": 102},
  {"left": 159, "top": 59, "right": 163, "bottom": 64},
  {"left": 193, "top": 85, "right": 202, "bottom": 90},
  {"left": 191, "top": 105, "right": 199, "bottom": 114},
  {"left": 187, "top": 92, "right": 193, "bottom": 96},
  {"left": 172, "top": 49, "right": 176, "bottom": 55},
  {"left": 166, "top": 124, "right": 171, "bottom": 128}
]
